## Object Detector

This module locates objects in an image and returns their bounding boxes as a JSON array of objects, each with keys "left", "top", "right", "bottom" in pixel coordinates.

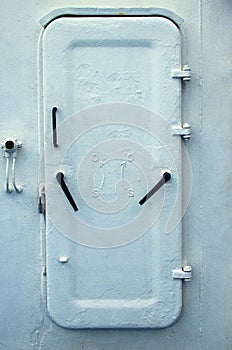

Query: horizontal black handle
[
  {"left": 139, "top": 172, "right": 171, "bottom": 205},
  {"left": 56, "top": 172, "right": 78, "bottom": 212}
]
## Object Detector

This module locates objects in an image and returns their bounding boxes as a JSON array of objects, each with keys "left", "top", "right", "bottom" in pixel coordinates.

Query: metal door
[{"left": 42, "top": 16, "right": 184, "bottom": 328}]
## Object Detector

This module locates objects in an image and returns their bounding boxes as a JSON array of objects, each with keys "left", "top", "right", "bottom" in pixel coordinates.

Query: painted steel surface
[
  {"left": 0, "top": 1, "right": 231, "bottom": 349},
  {"left": 43, "top": 16, "right": 183, "bottom": 328}
]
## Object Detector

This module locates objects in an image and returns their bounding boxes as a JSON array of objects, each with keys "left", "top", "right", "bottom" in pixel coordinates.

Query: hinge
[
  {"left": 172, "top": 65, "right": 191, "bottom": 81},
  {"left": 172, "top": 123, "right": 191, "bottom": 139},
  {"left": 172, "top": 266, "right": 192, "bottom": 281},
  {"left": 39, "top": 186, "right": 46, "bottom": 214}
]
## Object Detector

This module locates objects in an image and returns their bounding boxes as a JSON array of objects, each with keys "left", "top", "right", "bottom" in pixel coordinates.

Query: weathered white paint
[{"left": 0, "top": 0, "right": 231, "bottom": 349}]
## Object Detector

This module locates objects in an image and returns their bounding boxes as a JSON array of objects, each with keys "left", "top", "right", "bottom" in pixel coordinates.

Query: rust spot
[{"left": 118, "top": 12, "right": 125, "bottom": 16}]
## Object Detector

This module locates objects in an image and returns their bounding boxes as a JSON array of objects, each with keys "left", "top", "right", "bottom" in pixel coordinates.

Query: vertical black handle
[
  {"left": 52, "top": 106, "right": 58, "bottom": 147},
  {"left": 56, "top": 172, "right": 78, "bottom": 212}
]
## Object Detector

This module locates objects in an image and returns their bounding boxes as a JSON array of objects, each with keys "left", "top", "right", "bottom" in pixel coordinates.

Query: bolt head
[
  {"left": 183, "top": 65, "right": 191, "bottom": 71},
  {"left": 183, "top": 265, "right": 192, "bottom": 272},
  {"left": 58, "top": 256, "right": 69, "bottom": 263}
]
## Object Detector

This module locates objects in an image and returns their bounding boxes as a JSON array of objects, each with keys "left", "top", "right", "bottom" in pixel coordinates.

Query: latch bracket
[
  {"left": 1, "top": 137, "right": 23, "bottom": 193},
  {"left": 39, "top": 186, "right": 46, "bottom": 214},
  {"left": 172, "top": 123, "right": 191, "bottom": 139},
  {"left": 172, "top": 65, "right": 191, "bottom": 81},
  {"left": 172, "top": 266, "right": 192, "bottom": 281}
]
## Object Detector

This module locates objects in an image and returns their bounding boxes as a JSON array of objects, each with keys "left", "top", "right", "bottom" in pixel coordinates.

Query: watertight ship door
[{"left": 42, "top": 15, "right": 189, "bottom": 328}]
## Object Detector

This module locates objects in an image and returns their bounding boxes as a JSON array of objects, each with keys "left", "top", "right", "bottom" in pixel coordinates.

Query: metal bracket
[
  {"left": 172, "top": 65, "right": 191, "bottom": 81},
  {"left": 172, "top": 266, "right": 192, "bottom": 281},
  {"left": 42, "top": 265, "right": 47, "bottom": 277},
  {"left": 1, "top": 138, "right": 23, "bottom": 193},
  {"left": 172, "top": 123, "right": 191, "bottom": 139},
  {"left": 39, "top": 186, "right": 46, "bottom": 214}
]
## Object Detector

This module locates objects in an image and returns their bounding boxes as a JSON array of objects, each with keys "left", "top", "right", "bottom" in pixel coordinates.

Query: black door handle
[
  {"left": 52, "top": 106, "right": 59, "bottom": 147},
  {"left": 139, "top": 172, "right": 171, "bottom": 205},
  {"left": 56, "top": 171, "right": 78, "bottom": 212}
]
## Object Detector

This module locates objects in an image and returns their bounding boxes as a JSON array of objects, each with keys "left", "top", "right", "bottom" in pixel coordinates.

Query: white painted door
[{"left": 42, "top": 16, "right": 184, "bottom": 328}]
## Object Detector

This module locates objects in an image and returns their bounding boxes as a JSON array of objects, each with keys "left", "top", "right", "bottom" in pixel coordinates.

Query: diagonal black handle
[
  {"left": 56, "top": 172, "right": 78, "bottom": 211},
  {"left": 139, "top": 172, "right": 171, "bottom": 205}
]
